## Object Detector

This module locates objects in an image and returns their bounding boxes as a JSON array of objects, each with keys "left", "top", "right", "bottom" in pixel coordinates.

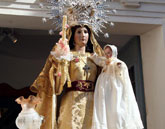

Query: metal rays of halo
[{"left": 40, "top": 0, "right": 116, "bottom": 37}]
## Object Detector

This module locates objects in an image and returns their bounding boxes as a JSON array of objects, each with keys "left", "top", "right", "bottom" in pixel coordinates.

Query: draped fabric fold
[{"left": 30, "top": 54, "right": 68, "bottom": 129}]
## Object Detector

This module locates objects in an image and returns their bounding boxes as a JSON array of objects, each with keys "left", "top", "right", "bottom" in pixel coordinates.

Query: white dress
[{"left": 91, "top": 45, "right": 144, "bottom": 129}]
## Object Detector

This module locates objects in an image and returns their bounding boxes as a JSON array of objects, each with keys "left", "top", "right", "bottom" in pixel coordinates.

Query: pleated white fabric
[{"left": 91, "top": 45, "right": 144, "bottom": 129}]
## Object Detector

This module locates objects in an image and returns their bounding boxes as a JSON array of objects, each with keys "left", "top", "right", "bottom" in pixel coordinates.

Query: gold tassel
[
  {"left": 66, "top": 61, "right": 72, "bottom": 88},
  {"left": 67, "top": 81, "right": 71, "bottom": 88}
]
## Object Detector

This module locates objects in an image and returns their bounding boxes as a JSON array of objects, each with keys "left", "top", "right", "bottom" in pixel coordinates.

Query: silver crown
[{"left": 40, "top": 0, "right": 116, "bottom": 36}]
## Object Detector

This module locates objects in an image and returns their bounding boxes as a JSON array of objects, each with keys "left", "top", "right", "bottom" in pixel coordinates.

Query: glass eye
[{"left": 77, "top": 30, "right": 81, "bottom": 34}]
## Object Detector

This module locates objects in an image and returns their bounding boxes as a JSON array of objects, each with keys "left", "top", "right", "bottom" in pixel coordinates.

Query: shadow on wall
[{"left": 0, "top": 28, "right": 59, "bottom": 89}]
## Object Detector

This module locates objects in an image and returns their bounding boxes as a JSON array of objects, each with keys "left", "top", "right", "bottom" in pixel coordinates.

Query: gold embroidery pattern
[{"left": 71, "top": 81, "right": 94, "bottom": 91}]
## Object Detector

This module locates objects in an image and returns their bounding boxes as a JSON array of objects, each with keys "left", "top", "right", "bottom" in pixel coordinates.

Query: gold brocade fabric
[
  {"left": 57, "top": 52, "right": 97, "bottom": 129},
  {"left": 58, "top": 91, "right": 94, "bottom": 129},
  {"left": 70, "top": 52, "right": 97, "bottom": 82},
  {"left": 30, "top": 26, "right": 103, "bottom": 129},
  {"left": 30, "top": 52, "right": 98, "bottom": 129}
]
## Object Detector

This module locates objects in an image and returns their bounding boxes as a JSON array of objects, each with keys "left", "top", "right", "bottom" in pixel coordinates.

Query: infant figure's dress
[{"left": 91, "top": 45, "right": 144, "bottom": 129}]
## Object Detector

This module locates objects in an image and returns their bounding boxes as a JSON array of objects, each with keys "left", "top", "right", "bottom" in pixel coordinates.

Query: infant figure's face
[{"left": 104, "top": 46, "right": 112, "bottom": 59}]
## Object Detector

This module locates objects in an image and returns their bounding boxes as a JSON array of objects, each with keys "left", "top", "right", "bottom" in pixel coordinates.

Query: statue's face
[
  {"left": 104, "top": 47, "right": 112, "bottom": 59},
  {"left": 74, "top": 27, "right": 89, "bottom": 47}
]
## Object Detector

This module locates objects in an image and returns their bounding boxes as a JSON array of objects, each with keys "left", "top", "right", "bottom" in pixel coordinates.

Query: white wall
[{"left": 140, "top": 26, "right": 165, "bottom": 129}]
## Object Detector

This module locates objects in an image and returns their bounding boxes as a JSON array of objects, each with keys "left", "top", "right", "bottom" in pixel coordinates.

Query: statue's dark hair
[{"left": 69, "top": 25, "right": 93, "bottom": 53}]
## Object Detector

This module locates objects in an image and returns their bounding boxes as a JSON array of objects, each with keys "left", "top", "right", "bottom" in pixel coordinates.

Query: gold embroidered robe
[{"left": 30, "top": 51, "right": 99, "bottom": 129}]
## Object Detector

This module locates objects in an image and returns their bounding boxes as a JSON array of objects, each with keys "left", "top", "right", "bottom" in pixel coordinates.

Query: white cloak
[{"left": 91, "top": 50, "right": 144, "bottom": 129}]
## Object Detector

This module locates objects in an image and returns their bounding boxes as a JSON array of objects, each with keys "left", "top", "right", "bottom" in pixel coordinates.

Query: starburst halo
[{"left": 40, "top": 0, "right": 116, "bottom": 36}]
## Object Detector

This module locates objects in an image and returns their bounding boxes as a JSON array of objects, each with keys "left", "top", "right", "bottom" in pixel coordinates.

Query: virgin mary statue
[{"left": 30, "top": 0, "right": 110, "bottom": 129}]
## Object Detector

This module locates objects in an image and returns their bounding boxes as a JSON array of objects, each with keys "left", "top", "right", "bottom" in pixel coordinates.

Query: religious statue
[{"left": 29, "top": 0, "right": 116, "bottom": 129}]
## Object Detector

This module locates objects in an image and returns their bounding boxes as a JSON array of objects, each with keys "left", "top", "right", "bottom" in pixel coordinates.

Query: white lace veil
[{"left": 104, "top": 44, "right": 118, "bottom": 58}]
